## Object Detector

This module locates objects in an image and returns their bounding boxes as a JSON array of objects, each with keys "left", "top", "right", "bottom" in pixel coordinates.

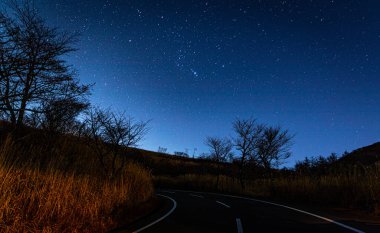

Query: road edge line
[
  {"left": 133, "top": 194, "right": 177, "bottom": 233},
  {"left": 222, "top": 194, "right": 365, "bottom": 233},
  {"left": 166, "top": 189, "right": 366, "bottom": 233}
]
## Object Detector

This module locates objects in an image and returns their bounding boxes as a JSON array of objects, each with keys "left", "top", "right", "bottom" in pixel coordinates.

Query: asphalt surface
[{"left": 128, "top": 190, "right": 379, "bottom": 233}]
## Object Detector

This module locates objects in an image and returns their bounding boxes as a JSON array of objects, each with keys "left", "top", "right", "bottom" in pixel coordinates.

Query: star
[{"left": 190, "top": 68, "right": 198, "bottom": 77}]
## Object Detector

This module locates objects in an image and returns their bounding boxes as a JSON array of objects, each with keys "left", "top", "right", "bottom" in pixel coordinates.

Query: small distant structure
[
  {"left": 174, "top": 151, "right": 189, "bottom": 157},
  {"left": 192, "top": 148, "right": 197, "bottom": 158}
]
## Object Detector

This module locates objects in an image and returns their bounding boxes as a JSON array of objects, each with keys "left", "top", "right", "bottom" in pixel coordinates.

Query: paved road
[{"left": 131, "top": 190, "right": 377, "bottom": 233}]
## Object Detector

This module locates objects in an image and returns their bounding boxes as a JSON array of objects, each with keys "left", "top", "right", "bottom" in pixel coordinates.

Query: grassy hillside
[
  {"left": 1, "top": 120, "right": 379, "bottom": 233},
  {"left": 130, "top": 143, "right": 380, "bottom": 215},
  {"left": 0, "top": 125, "right": 154, "bottom": 232},
  {"left": 339, "top": 142, "right": 380, "bottom": 166}
]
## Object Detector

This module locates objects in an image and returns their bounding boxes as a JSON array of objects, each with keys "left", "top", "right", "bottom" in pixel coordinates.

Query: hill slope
[{"left": 339, "top": 142, "right": 380, "bottom": 166}]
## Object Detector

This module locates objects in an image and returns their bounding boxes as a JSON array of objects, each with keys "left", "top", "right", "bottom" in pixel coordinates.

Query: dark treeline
[{"left": 294, "top": 153, "right": 341, "bottom": 176}]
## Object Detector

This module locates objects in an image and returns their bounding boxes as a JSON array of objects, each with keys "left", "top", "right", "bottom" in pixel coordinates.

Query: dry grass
[
  {"left": 0, "top": 135, "right": 154, "bottom": 233},
  {"left": 155, "top": 166, "right": 380, "bottom": 214},
  {"left": 131, "top": 141, "right": 380, "bottom": 215},
  {"left": 268, "top": 166, "right": 380, "bottom": 214}
]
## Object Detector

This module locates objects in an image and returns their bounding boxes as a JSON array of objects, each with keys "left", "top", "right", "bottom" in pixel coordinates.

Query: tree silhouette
[
  {"left": 205, "top": 136, "right": 233, "bottom": 189},
  {"left": 233, "top": 118, "right": 264, "bottom": 189},
  {"left": 256, "top": 126, "right": 293, "bottom": 177},
  {"left": 83, "top": 107, "right": 149, "bottom": 179},
  {"left": 0, "top": 1, "right": 90, "bottom": 126}
]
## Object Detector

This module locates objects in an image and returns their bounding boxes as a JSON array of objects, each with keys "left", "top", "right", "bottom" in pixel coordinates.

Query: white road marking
[
  {"left": 189, "top": 194, "right": 204, "bottom": 198},
  {"left": 236, "top": 218, "right": 244, "bottom": 233},
  {"left": 216, "top": 200, "right": 231, "bottom": 208},
  {"left": 225, "top": 196, "right": 366, "bottom": 233},
  {"left": 133, "top": 194, "right": 177, "bottom": 233},
  {"left": 165, "top": 189, "right": 366, "bottom": 233}
]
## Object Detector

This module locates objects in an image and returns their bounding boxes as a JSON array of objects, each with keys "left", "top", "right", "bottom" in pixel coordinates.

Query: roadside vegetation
[
  {"left": 133, "top": 123, "right": 380, "bottom": 215},
  {"left": 0, "top": 128, "right": 153, "bottom": 233},
  {"left": 0, "top": 2, "right": 154, "bottom": 232},
  {"left": 154, "top": 164, "right": 380, "bottom": 215}
]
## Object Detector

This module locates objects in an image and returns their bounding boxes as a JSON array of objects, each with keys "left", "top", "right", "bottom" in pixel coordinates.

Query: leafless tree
[
  {"left": 25, "top": 97, "right": 89, "bottom": 133},
  {"left": 205, "top": 136, "right": 233, "bottom": 189},
  {"left": 256, "top": 126, "right": 293, "bottom": 177},
  {"left": 233, "top": 118, "right": 264, "bottom": 189},
  {"left": 206, "top": 137, "right": 232, "bottom": 163},
  {"left": 83, "top": 107, "right": 149, "bottom": 178},
  {"left": 0, "top": 1, "right": 90, "bottom": 126},
  {"left": 158, "top": 146, "right": 168, "bottom": 153}
]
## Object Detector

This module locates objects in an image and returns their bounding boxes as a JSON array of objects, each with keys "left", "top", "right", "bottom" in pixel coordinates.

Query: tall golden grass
[
  {"left": 0, "top": 135, "right": 154, "bottom": 232},
  {"left": 268, "top": 166, "right": 380, "bottom": 214}
]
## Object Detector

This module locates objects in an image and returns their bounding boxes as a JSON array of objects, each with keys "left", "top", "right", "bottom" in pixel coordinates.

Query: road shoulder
[{"left": 108, "top": 195, "right": 172, "bottom": 233}]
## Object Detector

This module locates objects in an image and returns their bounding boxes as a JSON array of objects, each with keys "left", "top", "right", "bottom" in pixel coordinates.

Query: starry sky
[{"left": 33, "top": 0, "right": 379, "bottom": 166}]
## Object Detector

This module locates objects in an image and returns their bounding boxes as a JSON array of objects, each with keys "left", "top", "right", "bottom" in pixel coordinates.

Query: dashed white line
[
  {"left": 189, "top": 194, "right": 204, "bottom": 198},
  {"left": 133, "top": 194, "right": 177, "bottom": 233},
  {"left": 216, "top": 200, "right": 231, "bottom": 208},
  {"left": 165, "top": 189, "right": 366, "bottom": 233},
  {"left": 236, "top": 218, "right": 244, "bottom": 233}
]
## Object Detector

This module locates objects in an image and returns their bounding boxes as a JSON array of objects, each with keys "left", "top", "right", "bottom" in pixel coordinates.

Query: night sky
[{"left": 34, "top": 0, "right": 379, "bottom": 165}]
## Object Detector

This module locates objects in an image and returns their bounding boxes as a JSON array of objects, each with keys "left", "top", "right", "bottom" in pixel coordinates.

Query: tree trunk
[
  {"left": 17, "top": 79, "right": 31, "bottom": 126},
  {"left": 238, "top": 163, "right": 246, "bottom": 190},
  {"left": 3, "top": 78, "right": 17, "bottom": 124}
]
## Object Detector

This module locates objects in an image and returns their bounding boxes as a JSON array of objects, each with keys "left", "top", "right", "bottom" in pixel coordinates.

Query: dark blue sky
[{"left": 35, "top": 0, "right": 379, "bottom": 165}]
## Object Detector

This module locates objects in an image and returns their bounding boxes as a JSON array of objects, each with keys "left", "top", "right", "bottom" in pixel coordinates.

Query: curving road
[{"left": 128, "top": 190, "right": 377, "bottom": 233}]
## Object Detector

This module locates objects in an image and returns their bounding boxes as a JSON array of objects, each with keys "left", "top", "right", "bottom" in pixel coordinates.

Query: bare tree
[
  {"left": 233, "top": 118, "right": 264, "bottom": 189},
  {"left": 0, "top": 10, "right": 20, "bottom": 124},
  {"left": 83, "top": 107, "right": 149, "bottom": 178},
  {"left": 25, "top": 97, "right": 89, "bottom": 133},
  {"left": 158, "top": 146, "right": 167, "bottom": 153},
  {"left": 256, "top": 126, "right": 293, "bottom": 177},
  {"left": 0, "top": 1, "right": 90, "bottom": 126},
  {"left": 205, "top": 136, "right": 233, "bottom": 189},
  {"left": 206, "top": 137, "right": 232, "bottom": 163}
]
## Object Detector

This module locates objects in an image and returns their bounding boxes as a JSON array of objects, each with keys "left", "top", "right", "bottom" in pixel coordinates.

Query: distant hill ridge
[{"left": 339, "top": 142, "right": 380, "bottom": 166}]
